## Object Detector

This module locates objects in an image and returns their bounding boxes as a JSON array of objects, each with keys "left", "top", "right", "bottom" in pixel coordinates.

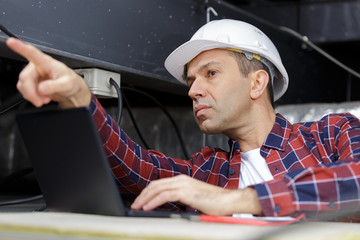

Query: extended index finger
[{"left": 6, "top": 37, "right": 52, "bottom": 68}]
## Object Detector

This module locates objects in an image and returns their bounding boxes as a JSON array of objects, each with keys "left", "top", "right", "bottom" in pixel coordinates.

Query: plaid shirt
[{"left": 90, "top": 95, "right": 360, "bottom": 217}]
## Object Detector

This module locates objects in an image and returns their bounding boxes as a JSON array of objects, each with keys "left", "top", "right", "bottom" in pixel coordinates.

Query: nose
[{"left": 188, "top": 78, "right": 206, "bottom": 100}]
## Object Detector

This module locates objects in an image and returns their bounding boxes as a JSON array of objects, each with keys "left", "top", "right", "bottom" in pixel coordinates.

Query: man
[{"left": 7, "top": 19, "right": 360, "bottom": 218}]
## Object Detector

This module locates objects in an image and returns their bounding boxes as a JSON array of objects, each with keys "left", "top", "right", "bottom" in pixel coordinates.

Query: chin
[
  {"left": 196, "top": 118, "right": 222, "bottom": 134},
  {"left": 198, "top": 124, "right": 222, "bottom": 135}
]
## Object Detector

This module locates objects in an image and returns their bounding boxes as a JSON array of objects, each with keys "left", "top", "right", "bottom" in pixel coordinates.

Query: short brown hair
[{"left": 228, "top": 51, "right": 274, "bottom": 108}]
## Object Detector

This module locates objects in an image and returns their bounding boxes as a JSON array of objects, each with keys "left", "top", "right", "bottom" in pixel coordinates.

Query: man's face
[{"left": 186, "top": 49, "right": 251, "bottom": 135}]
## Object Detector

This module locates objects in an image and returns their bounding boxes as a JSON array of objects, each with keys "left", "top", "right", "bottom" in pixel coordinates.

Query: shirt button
[
  {"left": 275, "top": 167, "right": 279, "bottom": 173},
  {"left": 229, "top": 169, "right": 235, "bottom": 175},
  {"left": 274, "top": 205, "right": 281, "bottom": 213},
  {"left": 328, "top": 202, "right": 336, "bottom": 208}
]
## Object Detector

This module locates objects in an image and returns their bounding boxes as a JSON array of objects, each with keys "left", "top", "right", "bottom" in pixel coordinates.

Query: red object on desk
[{"left": 198, "top": 213, "right": 306, "bottom": 226}]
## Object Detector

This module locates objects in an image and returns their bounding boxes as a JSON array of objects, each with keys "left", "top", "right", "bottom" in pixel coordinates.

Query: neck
[{"left": 225, "top": 103, "right": 276, "bottom": 153}]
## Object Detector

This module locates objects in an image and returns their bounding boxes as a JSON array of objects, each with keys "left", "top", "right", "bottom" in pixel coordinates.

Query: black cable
[
  {"left": 0, "top": 167, "right": 44, "bottom": 207},
  {"left": 109, "top": 78, "right": 123, "bottom": 125},
  {"left": 278, "top": 26, "right": 360, "bottom": 79},
  {"left": 122, "top": 93, "right": 151, "bottom": 149},
  {"left": 218, "top": 0, "right": 360, "bottom": 80},
  {"left": 0, "top": 25, "right": 26, "bottom": 117},
  {"left": 0, "top": 97, "right": 26, "bottom": 116},
  {"left": 0, "top": 24, "right": 19, "bottom": 39},
  {"left": 122, "top": 87, "right": 190, "bottom": 160},
  {"left": 0, "top": 194, "right": 43, "bottom": 206}
]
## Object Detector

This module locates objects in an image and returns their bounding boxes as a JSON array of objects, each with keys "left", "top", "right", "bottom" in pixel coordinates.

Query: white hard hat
[{"left": 164, "top": 19, "right": 289, "bottom": 101}]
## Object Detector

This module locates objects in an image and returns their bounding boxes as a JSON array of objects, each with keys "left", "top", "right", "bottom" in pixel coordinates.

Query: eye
[
  {"left": 186, "top": 78, "right": 194, "bottom": 87},
  {"left": 207, "top": 70, "right": 217, "bottom": 77}
]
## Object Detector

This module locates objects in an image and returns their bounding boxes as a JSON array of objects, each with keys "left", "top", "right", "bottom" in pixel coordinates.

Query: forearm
[
  {"left": 88, "top": 94, "right": 192, "bottom": 193},
  {"left": 254, "top": 159, "right": 360, "bottom": 217},
  {"left": 88, "top": 94, "right": 152, "bottom": 191}
]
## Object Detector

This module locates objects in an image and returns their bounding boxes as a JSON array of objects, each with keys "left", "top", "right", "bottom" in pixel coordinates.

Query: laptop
[{"left": 16, "top": 107, "right": 185, "bottom": 218}]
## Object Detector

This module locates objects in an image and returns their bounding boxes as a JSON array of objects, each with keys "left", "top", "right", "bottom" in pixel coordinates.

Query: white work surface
[{"left": 0, "top": 212, "right": 359, "bottom": 240}]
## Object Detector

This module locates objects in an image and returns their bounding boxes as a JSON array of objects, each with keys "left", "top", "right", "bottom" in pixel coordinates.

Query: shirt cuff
[{"left": 253, "top": 178, "right": 296, "bottom": 216}]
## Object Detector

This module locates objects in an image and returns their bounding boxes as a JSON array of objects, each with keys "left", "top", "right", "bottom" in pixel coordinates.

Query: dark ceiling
[
  {"left": 0, "top": 0, "right": 359, "bottom": 106},
  {"left": 220, "top": 0, "right": 360, "bottom": 105}
]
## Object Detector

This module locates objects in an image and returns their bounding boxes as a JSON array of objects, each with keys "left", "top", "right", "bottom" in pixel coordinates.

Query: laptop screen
[{"left": 16, "top": 107, "right": 126, "bottom": 216}]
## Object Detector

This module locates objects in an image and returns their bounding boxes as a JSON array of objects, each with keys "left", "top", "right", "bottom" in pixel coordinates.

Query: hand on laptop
[
  {"left": 131, "top": 174, "right": 262, "bottom": 216},
  {"left": 6, "top": 38, "right": 91, "bottom": 109}
]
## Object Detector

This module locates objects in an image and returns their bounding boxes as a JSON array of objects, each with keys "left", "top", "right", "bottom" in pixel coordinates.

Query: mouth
[{"left": 194, "top": 105, "right": 210, "bottom": 118}]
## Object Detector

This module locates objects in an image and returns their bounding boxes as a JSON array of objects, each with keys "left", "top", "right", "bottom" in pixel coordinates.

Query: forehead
[
  {"left": 186, "top": 49, "right": 239, "bottom": 79},
  {"left": 188, "top": 49, "right": 233, "bottom": 68}
]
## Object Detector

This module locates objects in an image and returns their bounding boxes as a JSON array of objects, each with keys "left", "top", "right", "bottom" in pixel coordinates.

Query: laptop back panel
[{"left": 16, "top": 108, "right": 126, "bottom": 216}]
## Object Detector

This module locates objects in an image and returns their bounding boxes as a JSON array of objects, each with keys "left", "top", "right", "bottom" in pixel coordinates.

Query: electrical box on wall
[{"left": 74, "top": 68, "right": 121, "bottom": 98}]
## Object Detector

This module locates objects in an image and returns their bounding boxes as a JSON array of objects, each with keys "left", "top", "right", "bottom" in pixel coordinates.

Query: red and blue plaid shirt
[{"left": 90, "top": 95, "right": 360, "bottom": 217}]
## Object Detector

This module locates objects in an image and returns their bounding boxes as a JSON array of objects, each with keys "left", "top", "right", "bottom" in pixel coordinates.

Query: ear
[{"left": 249, "top": 70, "right": 269, "bottom": 100}]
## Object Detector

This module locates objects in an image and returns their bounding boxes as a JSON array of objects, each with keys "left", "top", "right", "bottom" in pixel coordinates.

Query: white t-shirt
[
  {"left": 238, "top": 148, "right": 274, "bottom": 189},
  {"left": 233, "top": 148, "right": 274, "bottom": 218}
]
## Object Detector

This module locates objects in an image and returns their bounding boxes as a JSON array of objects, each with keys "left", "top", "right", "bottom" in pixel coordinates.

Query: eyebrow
[{"left": 185, "top": 61, "right": 222, "bottom": 84}]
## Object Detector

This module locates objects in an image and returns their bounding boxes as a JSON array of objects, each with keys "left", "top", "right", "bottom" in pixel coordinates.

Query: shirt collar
[
  {"left": 228, "top": 138, "right": 240, "bottom": 154},
  {"left": 227, "top": 113, "right": 293, "bottom": 153},
  {"left": 262, "top": 113, "right": 292, "bottom": 151}
]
